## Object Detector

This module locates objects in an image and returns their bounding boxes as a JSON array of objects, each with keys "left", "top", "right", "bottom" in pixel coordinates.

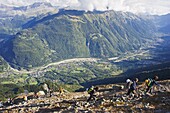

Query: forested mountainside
[
  {"left": 0, "top": 10, "right": 156, "bottom": 69},
  {"left": 0, "top": 56, "right": 9, "bottom": 72}
]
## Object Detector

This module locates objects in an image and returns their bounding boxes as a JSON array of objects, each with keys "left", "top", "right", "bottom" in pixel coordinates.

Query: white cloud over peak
[{"left": 1, "top": 0, "right": 170, "bottom": 15}]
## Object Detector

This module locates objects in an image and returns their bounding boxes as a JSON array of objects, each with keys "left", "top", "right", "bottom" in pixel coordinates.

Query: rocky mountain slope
[
  {"left": 0, "top": 80, "right": 170, "bottom": 113},
  {"left": 0, "top": 2, "right": 57, "bottom": 18},
  {"left": 0, "top": 3, "right": 58, "bottom": 35}
]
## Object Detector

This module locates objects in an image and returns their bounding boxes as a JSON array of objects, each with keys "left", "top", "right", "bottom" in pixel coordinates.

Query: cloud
[
  {"left": 76, "top": 0, "right": 109, "bottom": 11},
  {"left": 122, "top": 0, "right": 170, "bottom": 15},
  {"left": 1, "top": 0, "right": 170, "bottom": 15}
]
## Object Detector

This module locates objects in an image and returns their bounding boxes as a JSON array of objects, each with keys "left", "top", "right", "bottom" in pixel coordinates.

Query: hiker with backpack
[
  {"left": 87, "top": 86, "right": 99, "bottom": 102},
  {"left": 126, "top": 78, "right": 133, "bottom": 91},
  {"left": 145, "top": 75, "right": 159, "bottom": 95},
  {"left": 126, "top": 78, "right": 139, "bottom": 98}
]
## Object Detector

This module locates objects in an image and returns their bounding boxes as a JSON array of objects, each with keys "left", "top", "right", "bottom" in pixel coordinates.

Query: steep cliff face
[{"left": 0, "top": 10, "right": 156, "bottom": 68}]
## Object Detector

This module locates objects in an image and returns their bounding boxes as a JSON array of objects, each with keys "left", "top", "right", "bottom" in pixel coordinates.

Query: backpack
[
  {"left": 126, "top": 79, "right": 132, "bottom": 89},
  {"left": 126, "top": 79, "right": 132, "bottom": 83},
  {"left": 87, "top": 87, "right": 94, "bottom": 94},
  {"left": 145, "top": 78, "right": 153, "bottom": 87}
]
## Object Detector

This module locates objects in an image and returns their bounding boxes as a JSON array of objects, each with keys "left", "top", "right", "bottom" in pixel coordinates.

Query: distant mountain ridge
[
  {"left": 0, "top": 10, "right": 156, "bottom": 69},
  {"left": 0, "top": 2, "right": 58, "bottom": 35},
  {"left": 0, "top": 2, "right": 57, "bottom": 18},
  {"left": 153, "top": 13, "right": 170, "bottom": 34}
]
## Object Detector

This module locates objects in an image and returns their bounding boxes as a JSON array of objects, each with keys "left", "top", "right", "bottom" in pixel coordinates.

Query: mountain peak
[
  {"left": 29, "top": 2, "right": 53, "bottom": 8},
  {"left": 0, "top": 2, "right": 58, "bottom": 18}
]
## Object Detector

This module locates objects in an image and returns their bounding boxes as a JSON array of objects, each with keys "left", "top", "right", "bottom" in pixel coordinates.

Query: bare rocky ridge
[
  {"left": 0, "top": 3, "right": 58, "bottom": 18},
  {"left": 0, "top": 80, "right": 170, "bottom": 113}
]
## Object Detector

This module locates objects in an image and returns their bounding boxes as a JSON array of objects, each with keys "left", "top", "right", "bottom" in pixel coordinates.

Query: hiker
[
  {"left": 0, "top": 100, "right": 3, "bottom": 108},
  {"left": 49, "top": 88, "right": 53, "bottom": 97},
  {"left": 145, "top": 75, "right": 159, "bottom": 94},
  {"left": 43, "top": 83, "right": 50, "bottom": 95},
  {"left": 23, "top": 95, "right": 28, "bottom": 102},
  {"left": 126, "top": 78, "right": 132, "bottom": 91},
  {"left": 87, "top": 86, "right": 99, "bottom": 102},
  {"left": 59, "top": 86, "right": 64, "bottom": 95},
  {"left": 126, "top": 78, "right": 139, "bottom": 98}
]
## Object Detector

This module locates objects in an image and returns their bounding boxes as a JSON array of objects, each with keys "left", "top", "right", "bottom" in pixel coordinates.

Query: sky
[{"left": 1, "top": 0, "right": 170, "bottom": 15}]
